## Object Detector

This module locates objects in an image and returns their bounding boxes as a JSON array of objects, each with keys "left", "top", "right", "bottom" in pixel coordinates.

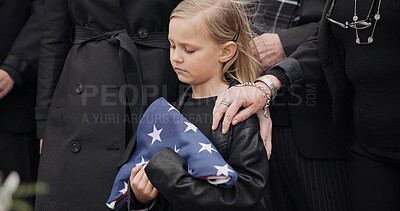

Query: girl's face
[{"left": 168, "top": 17, "right": 224, "bottom": 87}]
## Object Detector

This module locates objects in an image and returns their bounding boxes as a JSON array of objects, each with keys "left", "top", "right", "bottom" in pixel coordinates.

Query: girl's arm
[{"left": 144, "top": 122, "right": 268, "bottom": 210}]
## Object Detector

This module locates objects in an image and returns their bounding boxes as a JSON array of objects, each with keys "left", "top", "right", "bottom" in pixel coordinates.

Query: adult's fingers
[
  {"left": 266, "top": 110, "right": 273, "bottom": 159},
  {"left": 213, "top": 85, "right": 266, "bottom": 132},
  {"left": 212, "top": 93, "right": 230, "bottom": 130},
  {"left": 231, "top": 104, "right": 259, "bottom": 126},
  {"left": 265, "top": 134, "right": 272, "bottom": 160},
  {"left": 257, "top": 110, "right": 272, "bottom": 159},
  {"left": 221, "top": 101, "right": 242, "bottom": 134}
]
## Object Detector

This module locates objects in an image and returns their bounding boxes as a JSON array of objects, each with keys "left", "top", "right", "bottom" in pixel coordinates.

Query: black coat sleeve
[
  {"left": 277, "top": 22, "right": 318, "bottom": 56},
  {"left": 267, "top": 25, "right": 320, "bottom": 95},
  {"left": 35, "top": 0, "right": 73, "bottom": 138},
  {"left": 265, "top": 0, "right": 325, "bottom": 93},
  {"left": 0, "top": 0, "right": 43, "bottom": 85},
  {"left": 142, "top": 125, "right": 269, "bottom": 211},
  {"left": 288, "top": 25, "right": 323, "bottom": 88}
]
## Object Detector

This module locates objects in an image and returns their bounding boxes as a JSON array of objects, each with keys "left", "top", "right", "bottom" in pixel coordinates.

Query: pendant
[{"left": 368, "top": 37, "right": 373, "bottom": 43}]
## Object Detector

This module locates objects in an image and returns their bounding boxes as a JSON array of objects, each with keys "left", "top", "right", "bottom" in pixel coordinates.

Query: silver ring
[{"left": 220, "top": 98, "right": 231, "bottom": 107}]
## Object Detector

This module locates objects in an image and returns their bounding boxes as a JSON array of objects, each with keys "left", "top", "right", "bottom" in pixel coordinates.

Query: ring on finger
[{"left": 220, "top": 98, "right": 231, "bottom": 107}]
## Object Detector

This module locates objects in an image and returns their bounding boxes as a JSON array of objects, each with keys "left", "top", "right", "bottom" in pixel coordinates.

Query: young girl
[{"left": 129, "top": 0, "right": 269, "bottom": 210}]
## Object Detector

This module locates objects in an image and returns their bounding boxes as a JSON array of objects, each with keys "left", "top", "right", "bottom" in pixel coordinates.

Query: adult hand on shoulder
[
  {"left": 252, "top": 33, "right": 286, "bottom": 71},
  {"left": 212, "top": 86, "right": 266, "bottom": 134},
  {"left": 0, "top": 69, "right": 15, "bottom": 100},
  {"left": 130, "top": 165, "right": 158, "bottom": 204}
]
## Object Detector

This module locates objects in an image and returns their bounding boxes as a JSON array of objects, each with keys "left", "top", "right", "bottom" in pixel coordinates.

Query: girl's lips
[{"left": 174, "top": 67, "right": 187, "bottom": 73}]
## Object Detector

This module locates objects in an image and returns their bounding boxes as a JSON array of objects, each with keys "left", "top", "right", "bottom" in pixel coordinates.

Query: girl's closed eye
[{"left": 184, "top": 48, "right": 195, "bottom": 54}]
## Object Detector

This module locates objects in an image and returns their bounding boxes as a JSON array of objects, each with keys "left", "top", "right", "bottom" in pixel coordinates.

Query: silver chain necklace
[{"left": 354, "top": 0, "right": 382, "bottom": 44}]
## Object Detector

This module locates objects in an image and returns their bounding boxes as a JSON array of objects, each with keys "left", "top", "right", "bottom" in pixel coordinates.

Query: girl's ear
[{"left": 219, "top": 41, "right": 237, "bottom": 63}]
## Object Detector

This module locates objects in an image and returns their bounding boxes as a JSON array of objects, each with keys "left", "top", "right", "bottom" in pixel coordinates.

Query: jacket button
[
  {"left": 75, "top": 83, "right": 84, "bottom": 94},
  {"left": 137, "top": 27, "right": 148, "bottom": 39},
  {"left": 70, "top": 141, "right": 81, "bottom": 153}
]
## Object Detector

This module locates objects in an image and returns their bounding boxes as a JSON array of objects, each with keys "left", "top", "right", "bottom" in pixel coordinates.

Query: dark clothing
[
  {"left": 182, "top": 97, "right": 215, "bottom": 141},
  {"left": 0, "top": 0, "right": 42, "bottom": 133},
  {"left": 34, "top": 0, "right": 181, "bottom": 210},
  {"left": 270, "top": 0, "right": 400, "bottom": 209},
  {"left": 129, "top": 90, "right": 269, "bottom": 211},
  {"left": 269, "top": 127, "right": 350, "bottom": 211},
  {"left": 252, "top": 0, "right": 326, "bottom": 56},
  {"left": 350, "top": 142, "right": 400, "bottom": 210},
  {"left": 268, "top": 0, "right": 353, "bottom": 159},
  {"left": 0, "top": 128, "right": 39, "bottom": 207},
  {"left": 0, "top": 128, "right": 39, "bottom": 182},
  {"left": 0, "top": 0, "right": 42, "bottom": 191},
  {"left": 271, "top": 0, "right": 400, "bottom": 157},
  {"left": 260, "top": 1, "right": 351, "bottom": 210},
  {"left": 330, "top": 0, "right": 400, "bottom": 150},
  {"left": 254, "top": 0, "right": 327, "bottom": 129}
]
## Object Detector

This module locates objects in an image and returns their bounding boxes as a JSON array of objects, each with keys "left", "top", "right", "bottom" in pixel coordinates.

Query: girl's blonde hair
[{"left": 170, "top": 0, "right": 261, "bottom": 83}]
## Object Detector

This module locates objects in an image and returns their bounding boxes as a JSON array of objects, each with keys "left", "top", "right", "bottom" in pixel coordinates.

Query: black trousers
[
  {"left": 269, "top": 127, "right": 350, "bottom": 211},
  {"left": 351, "top": 142, "right": 400, "bottom": 211}
]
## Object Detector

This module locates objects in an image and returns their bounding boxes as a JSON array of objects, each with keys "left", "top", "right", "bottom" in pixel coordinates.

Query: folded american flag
[{"left": 106, "top": 97, "right": 238, "bottom": 209}]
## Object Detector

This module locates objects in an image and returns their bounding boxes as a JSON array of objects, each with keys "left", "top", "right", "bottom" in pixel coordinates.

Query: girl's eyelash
[{"left": 185, "top": 49, "right": 195, "bottom": 53}]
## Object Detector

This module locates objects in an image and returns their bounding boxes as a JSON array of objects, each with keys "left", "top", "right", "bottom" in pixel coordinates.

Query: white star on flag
[
  {"left": 215, "top": 164, "right": 234, "bottom": 176},
  {"left": 119, "top": 182, "right": 128, "bottom": 194},
  {"left": 198, "top": 142, "right": 218, "bottom": 154},
  {"left": 174, "top": 145, "right": 181, "bottom": 153},
  {"left": 148, "top": 125, "right": 163, "bottom": 145},
  {"left": 135, "top": 156, "right": 148, "bottom": 167},
  {"left": 106, "top": 97, "right": 239, "bottom": 210},
  {"left": 168, "top": 103, "right": 178, "bottom": 112},
  {"left": 106, "top": 201, "right": 116, "bottom": 209},
  {"left": 184, "top": 122, "right": 198, "bottom": 133}
]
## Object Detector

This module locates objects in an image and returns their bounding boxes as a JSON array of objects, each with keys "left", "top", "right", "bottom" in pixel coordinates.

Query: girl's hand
[{"left": 130, "top": 165, "right": 158, "bottom": 204}]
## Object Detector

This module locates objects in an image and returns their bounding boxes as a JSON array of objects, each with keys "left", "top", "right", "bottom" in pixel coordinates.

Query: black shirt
[
  {"left": 181, "top": 96, "right": 216, "bottom": 141},
  {"left": 330, "top": 0, "right": 400, "bottom": 148}
]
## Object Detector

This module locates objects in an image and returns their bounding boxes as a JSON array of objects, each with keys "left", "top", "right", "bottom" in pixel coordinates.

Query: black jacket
[
  {"left": 269, "top": 0, "right": 353, "bottom": 158},
  {"left": 128, "top": 89, "right": 269, "bottom": 211},
  {"left": 34, "top": 0, "right": 181, "bottom": 210},
  {"left": 0, "top": 0, "right": 43, "bottom": 133}
]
